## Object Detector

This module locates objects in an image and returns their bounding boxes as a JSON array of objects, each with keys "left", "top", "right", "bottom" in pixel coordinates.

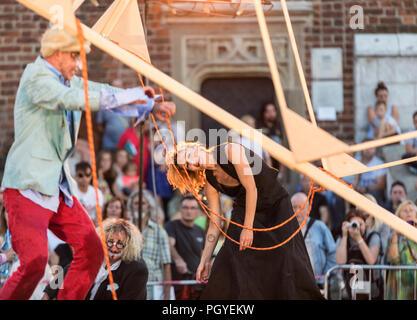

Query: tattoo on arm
[{"left": 207, "top": 234, "right": 216, "bottom": 242}]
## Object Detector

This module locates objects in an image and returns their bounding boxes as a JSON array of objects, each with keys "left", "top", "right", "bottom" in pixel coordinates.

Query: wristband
[{"left": 357, "top": 239, "right": 364, "bottom": 245}]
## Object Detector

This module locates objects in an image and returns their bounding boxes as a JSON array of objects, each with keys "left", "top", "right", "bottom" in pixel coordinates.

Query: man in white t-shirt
[{"left": 73, "top": 162, "right": 104, "bottom": 224}]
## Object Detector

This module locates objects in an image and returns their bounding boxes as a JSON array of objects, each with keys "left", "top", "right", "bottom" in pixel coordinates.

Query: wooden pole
[
  {"left": 279, "top": 0, "right": 331, "bottom": 170},
  {"left": 72, "top": 0, "right": 85, "bottom": 11},
  {"left": 138, "top": 122, "right": 144, "bottom": 232}
]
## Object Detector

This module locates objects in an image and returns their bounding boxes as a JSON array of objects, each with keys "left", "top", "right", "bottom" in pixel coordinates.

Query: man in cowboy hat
[{"left": 0, "top": 25, "right": 175, "bottom": 300}]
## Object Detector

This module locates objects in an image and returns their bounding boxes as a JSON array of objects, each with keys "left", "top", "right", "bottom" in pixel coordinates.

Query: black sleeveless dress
[{"left": 200, "top": 144, "right": 323, "bottom": 300}]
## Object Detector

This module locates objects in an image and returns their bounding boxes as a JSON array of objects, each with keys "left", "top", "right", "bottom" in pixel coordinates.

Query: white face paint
[
  {"left": 108, "top": 249, "right": 122, "bottom": 261},
  {"left": 107, "top": 231, "right": 127, "bottom": 264}
]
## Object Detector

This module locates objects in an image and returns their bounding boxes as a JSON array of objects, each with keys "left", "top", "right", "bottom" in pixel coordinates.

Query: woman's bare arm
[
  {"left": 387, "top": 232, "right": 399, "bottom": 262},
  {"left": 226, "top": 143, "right": 257, "bottom": 250},
  {"left": 200, "top": 182, "right": 223, "bottom": 263},
  {"left": 335, "top": 236, "right": 348, "bottom": 265}
]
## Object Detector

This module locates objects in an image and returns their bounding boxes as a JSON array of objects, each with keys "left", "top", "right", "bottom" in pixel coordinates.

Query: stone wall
[
  {"left": 299, "top": 0, "right": 417, "bottom": 141},
  {"left": 355, "top": 34, "right": 417, "bottom": 142}
]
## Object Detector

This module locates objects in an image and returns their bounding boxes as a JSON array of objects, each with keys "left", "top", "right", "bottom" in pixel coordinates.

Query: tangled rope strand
[
  {"left": 178, "top": 165, "right": 323, "bottom": 250},
  {"left": 196, "top": 178, "right": 315, "bottom": 232},
  {"left": 75, "top": 19, "right": 117, "bottom": 300}
]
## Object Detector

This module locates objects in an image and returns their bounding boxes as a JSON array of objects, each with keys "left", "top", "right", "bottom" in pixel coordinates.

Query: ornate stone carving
[{"left": 182, "top": 34, "right": 290, "bottom": 89}]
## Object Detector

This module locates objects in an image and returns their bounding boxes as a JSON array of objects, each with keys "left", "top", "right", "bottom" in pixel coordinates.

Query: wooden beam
[
  {"left": 72, "top": 0, "right": 85, "bottom": 11},
  {"left": 337, "top": 155, "right": 417, "bottom": 178}
]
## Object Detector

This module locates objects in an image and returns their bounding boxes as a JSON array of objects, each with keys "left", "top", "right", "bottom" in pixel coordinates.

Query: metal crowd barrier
[
  {"left": 147, "top": 275, "right": 325, "bottom": 287},
  {"left": 147, "top": 280, "right": 199, "bottom": 286},
  {"left": 324, "top": 264, "right": 417, "bottom": 300}
]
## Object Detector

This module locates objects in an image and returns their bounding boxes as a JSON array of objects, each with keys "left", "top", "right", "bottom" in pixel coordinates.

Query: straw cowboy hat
[{"left": 40, "top": 25, "right": 91, "bottom": 58}]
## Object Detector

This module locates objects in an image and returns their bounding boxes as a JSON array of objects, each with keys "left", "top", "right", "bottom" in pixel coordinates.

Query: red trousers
[{"left": 0, "top": 188, "right": 104, "bottom": 300}]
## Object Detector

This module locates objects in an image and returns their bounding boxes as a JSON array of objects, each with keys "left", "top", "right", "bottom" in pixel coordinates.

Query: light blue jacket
[
  {"left": 1, "top": 56, "right": 122, "bottom": 196},
  {"left": 303, "top": 218, "right": 336, "bottom": 284}
]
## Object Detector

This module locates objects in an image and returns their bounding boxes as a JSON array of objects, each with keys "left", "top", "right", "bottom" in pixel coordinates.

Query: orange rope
[
  {"left": 197, "top": 180, "right": 314, "bottom": 232},
  {"left": 75, "top": 19, "right": 118, "bottom": 300},
  {"left": 110, "top": 40, "right": 351, "bottom": 250},
  {"left": 168, "top": 150, "right": 324, "bottom": 250},
  {"left": 140, "top": 74, "right": 319, "bottom": 248},
  {"left": 196, "top": 182, "right": 321, "bottom": 250}
]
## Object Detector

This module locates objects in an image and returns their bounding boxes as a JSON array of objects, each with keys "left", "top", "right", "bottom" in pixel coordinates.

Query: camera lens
[{"left": 350, "top": 221, "right": 359, "bottom": 229}]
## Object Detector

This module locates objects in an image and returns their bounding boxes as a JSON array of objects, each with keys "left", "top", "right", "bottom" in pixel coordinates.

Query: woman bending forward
[{"left": 167, "top": 142, "right": 322, "bottom": 300}]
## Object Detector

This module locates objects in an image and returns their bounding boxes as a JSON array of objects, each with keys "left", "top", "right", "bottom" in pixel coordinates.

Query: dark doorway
[{"left": 200, "top": 77, "right": 282, "bottom": 147}]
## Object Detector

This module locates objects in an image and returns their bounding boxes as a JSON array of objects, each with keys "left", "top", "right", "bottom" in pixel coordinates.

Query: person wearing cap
[{"left": 0, "top": 25, "right": 175, "bottom": 300}]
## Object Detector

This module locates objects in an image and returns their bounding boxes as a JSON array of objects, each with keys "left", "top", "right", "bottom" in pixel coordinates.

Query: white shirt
[
  {"left": 73, "top": 185, "right": 104, "bottom": 222},
  {"left": 19, "top": 172, "right": 74, "bottom": 213},
  {"left": 89, "top": 260, "right": 121, "bottom": 300},
  {"left": 47, "top": 229, "right": 65, "bottom": 252}
]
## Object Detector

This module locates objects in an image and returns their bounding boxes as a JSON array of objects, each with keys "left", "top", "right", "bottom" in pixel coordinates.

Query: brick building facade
[{"left": 0, "top": 0, "right": 416, "bottom": 173}]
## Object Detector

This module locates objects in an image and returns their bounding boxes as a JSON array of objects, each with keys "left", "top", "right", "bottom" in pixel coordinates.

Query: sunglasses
[
  {"left": 77, "top": 172, "right": 92, "bottom": 178},
  {"left": 106, "top": 240, "right": 126, "bottom": 250}
]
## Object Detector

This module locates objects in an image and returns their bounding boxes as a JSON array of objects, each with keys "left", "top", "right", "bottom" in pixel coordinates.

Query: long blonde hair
[
  {"left": 166, "top": 141, "right": 211, "bottom": 194},
  {"left": 363, "top": 193, "right": 384, "bottom": 231},
  {"left": 101, "top": 218, "right": 143, "bottom": 262},
  {"left": 395, "top": 200, "right": 417, "bottom": 220}
]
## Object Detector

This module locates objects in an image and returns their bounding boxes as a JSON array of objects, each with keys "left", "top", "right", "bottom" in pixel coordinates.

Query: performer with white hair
[{"left": 43, "top": 218, "right": 148, "bottom": 300}]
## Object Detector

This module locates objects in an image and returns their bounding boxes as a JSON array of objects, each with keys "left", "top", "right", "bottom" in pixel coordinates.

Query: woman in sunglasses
[{"left": 43, "top": 218, "right": 148, "bottom": 300}]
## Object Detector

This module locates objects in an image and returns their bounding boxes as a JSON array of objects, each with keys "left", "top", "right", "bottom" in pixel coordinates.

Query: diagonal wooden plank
[
  {"left": 284, "top": 108, "right": 349, "bottom": 163},
  {"left": 72, "top": 0, "right": 85, "bottom": 11},
  {"left": 324, "top": 153, "right": 369, "bottom": 178}
]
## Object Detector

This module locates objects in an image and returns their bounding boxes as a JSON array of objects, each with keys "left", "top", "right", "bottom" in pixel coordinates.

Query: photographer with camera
[{"left": 335, "top": 209, "right": 382, "bottom": 299}]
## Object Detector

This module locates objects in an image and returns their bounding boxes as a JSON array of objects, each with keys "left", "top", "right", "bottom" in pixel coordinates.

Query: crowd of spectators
[{"left": 1, "top": 81, "right": 417, "bottom": 300}]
